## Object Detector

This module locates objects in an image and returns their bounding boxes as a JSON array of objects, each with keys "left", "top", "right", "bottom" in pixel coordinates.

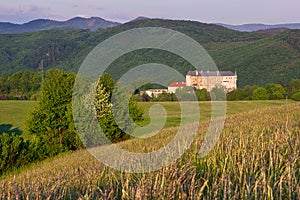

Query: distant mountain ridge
[
  {"left": 1, "top": 17, "right": 300, "bottom": 34},
  {"left": 0, "top": 17, "right": 120, "bottom": 34},
  {"left": 130, "top": 16, "right": 150, "bottom": 22},
  {"left": 0, "top": 18, "right": 300, "bottom": 87},
  {"left": 216, "top": 23, "right": 300, "bottom": 32}
]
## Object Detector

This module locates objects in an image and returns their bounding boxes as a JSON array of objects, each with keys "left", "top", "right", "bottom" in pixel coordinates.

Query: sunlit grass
[
  {"left": 138, "top": 100, "right": 294, "bottom": 128},
  {"left": 0, "top": 102, "right": 299, "bottom": 199},
  {"left": 0, "top": 101, "right": 37, "bottom": 134}
]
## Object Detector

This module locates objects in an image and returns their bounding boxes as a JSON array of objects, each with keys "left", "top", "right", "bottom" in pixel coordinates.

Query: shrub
[
  {"left": 252, "top": 87, "right": 269, "bottom": 100},
  {"left": 291, "top": 91, "right": 300, "bottom": 101},
  {"left": 0, "top": 133, "right": 30, "bottom": 174},
  {"left": 265, "top": 83, "right": 287, "bottom": 100}
]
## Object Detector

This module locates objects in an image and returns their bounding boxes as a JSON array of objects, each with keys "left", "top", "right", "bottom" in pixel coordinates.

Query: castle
[
  {"left": 142, "top": 70, "right": 237, "bottom": 97},
  {"left": 185, "top": 70, "right": 237, "bottom": 92}
]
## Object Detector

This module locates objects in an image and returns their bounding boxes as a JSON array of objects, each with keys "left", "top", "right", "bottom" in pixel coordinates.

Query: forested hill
[
  {"left": 0, "top": 17, "right": 120, "bottom": 34},
  {"left": 0, "top": 18, "right": 300, "bottom": 87}
]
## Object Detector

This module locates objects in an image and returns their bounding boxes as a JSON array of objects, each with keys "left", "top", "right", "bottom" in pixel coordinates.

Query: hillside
[
  {"left": 217, "top": 23, "right": 300, "bottom": 32},
  {"left": 0, "top": 17, "right": 120, "bottom": 34},
  {"left": 1, "top": 103, "right": 299, "bottom": 199},
  {"left": 0, "top": 19, "right": 300, "bottom": 87}
]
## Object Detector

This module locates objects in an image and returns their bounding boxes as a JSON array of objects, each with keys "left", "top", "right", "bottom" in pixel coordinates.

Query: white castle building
[{"left": 186, "top": 70, "right": 237, "bottom": 92}]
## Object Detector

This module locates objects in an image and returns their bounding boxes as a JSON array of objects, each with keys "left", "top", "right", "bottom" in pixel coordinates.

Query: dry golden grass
[{"left": 0, "top": 103, "right": 299, "bottom": 199}]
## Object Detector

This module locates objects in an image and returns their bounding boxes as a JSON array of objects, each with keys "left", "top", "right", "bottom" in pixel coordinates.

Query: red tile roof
[{"left": 168, "top": 82, "right": 186, "bottom": 87}]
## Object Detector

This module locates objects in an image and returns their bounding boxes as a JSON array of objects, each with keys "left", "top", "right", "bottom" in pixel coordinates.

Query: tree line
[
  {"left": 0, "top": 71, "right": 42, "bottom": 100},
  {"left": 134, "top": 80, "right": 300, "bottom": 102},
  {"left": 1, "top": 71, "right": 300, "bottom": 102}
]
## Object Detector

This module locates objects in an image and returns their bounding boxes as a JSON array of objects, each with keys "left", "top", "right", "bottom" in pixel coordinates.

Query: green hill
[{"left": 0, "top": 19, "right": 300, "bottom": 87}]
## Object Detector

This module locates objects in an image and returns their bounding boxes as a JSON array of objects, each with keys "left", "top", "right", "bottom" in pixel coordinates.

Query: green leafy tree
[
  {"left": 242, "top": 85, "right": 258, "bottom": 100},
  {"left": 0, "top": 73, "right": 9, "bottom": 95},
  {"left": 0, "top": 71, "right": 42, "bottom": 100},
  {"left": 0, "top": 133, "right": 30, "bottom": 174},
  {"left": 287, "top": 79, "right": 300, "bottom": 98},
  {"left": 141, "top": 92, "right": 151, "bottom": 102},
  {"left": 265, "top": 83, "right": 287, "bottom": 100},
  {"left": 175, "top": 87, "right": 197, "bottom": 101},
  {"left": 291, "top": 91, "right": 300, "bottom": 101},
  {"left": 252, "top": 87, "right": 269, "bottom": 100},
  {"left": 156, "top": 91, "right": 177, "bottom": 101},
  {"left": 94, "top": 73, "right": 144, "bottom": 143},
  {"left": 195, "top": 88, "right": 210, "bottom": 101},
  {"left": 210, "top": 87, "right": 226, "bottom": 101},
  {"left": 26, "top": 69, "right": 82, "bottom": 158},
  {"left": 226, "top": 88, "right": 247, "bottom": 101}
]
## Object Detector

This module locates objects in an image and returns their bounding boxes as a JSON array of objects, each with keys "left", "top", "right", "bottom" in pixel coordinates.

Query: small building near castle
[
  {"left": 168, "top": 82, "right": 186, "bottom": 93},
  {"left": 142, "top": 89, "right": 169, "bottom": 97},
  {"left": 186, "top": 70, "right": 237, "bottom": 92}
]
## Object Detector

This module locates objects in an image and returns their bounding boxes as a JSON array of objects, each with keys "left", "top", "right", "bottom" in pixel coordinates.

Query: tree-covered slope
[
  {"left": 0, "top": 17, "right": 120, "bottom": 34},
  {"left": 0, "top": 18, "right": 299, "bottom": 87},
  {"left": 206, "top": 30, "right": 300, "bottom": 86}
]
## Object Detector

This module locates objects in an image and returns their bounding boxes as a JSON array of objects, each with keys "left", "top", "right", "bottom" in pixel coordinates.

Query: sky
[{"left": 0, "top": 0, "right": 300, "bottom": 25}]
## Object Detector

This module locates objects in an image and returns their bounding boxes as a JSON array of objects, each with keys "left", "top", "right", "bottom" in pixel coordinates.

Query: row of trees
[
  {"left": 0, "top": 70, "right": 144, "bottom": 174},
  {"left": 0, "top": 71, "right": 42, "bottom": 100},
  {"left": 227, "top": 81, "right": 300, "bottom": 101},
  {"left": 1, "top": 70, "right": 299, "bottom": 102},
  {"left": 135, "top": 87, "right": 211, "bottom": 102},
  {"left": 135, "top": 80, "right": 300, "bottom": 102}
]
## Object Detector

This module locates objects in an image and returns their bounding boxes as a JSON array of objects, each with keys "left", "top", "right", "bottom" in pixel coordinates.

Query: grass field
[
  {"left": 0, "top": 101, "right": 37, "bottom": 135},
  {"left": 138, "top": 100, "right": 294, "bottom": 128},
  {"left": 0, "top": 102, "right": 299, "bottom": 199},
  {"left": 0, "top": 100, "right": 293, "bottom": 135}
]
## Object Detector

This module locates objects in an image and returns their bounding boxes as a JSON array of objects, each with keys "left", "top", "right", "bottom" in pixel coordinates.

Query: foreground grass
[
  {"left": 0, "top": 101, "right": 37, "bottom": 134},
  {"left": 0, "top": 102, "right": 299, "bottom": 199}
]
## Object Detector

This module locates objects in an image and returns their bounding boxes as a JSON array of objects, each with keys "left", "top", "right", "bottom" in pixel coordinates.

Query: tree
[
  {"left": 242, "top": 85, "right": 258, "bottom": 100},
  {"left": 0, "top": 133, "right": 31, "bottom": 174},
  {"left": 94, "top": 74, "right": 144, "bottom": 143},
  {"left": 291, "top": 91, "right": 300, "bottom": 101},
  {"left": 99, "top": 73, "right": 115, "bottom": 98},
  {"left": 26, "top": 69, "right": 82, "bottom": 158},
  {"left": 156, "top": 91, "right": 177, "bottom": 101},
  {"left": 265, "top": 83, "right": 287, "bottom": 100},
  {"left": 252, "top": 87, "right": 269, "bottom": 100},
  {"left": 287, "top": 79, "right": 300, "bottom": 98},
  {"left": 175, "top": 87, "right": 197, "bottom": 101},
  {"left": 141, "top": 92, "right": 151, "bottom": 102},
  {"left": 226, "top": 88, "right": 247, "bottom": 101},
  {"left": 210, "top": 87, "right": 226, "bottom": 101},
  {"left": 0, "top": 72, "right": 9, "bottom": 95},
  {"left": 195, "top": 88, "right": 210, "bottom": 101}
]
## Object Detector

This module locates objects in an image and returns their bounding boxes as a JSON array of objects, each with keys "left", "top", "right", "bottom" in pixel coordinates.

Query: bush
[
  {"left": 291, "top": 91, "right": 300, "bottom": 101},
  {"left": 0, "top": 133, "right": 31, "bottom": 174},
  {"left": 265, "top": 83, "right": 287, "bottom": 100},
  {"left": 252, "top": 87, "right": 269, "bottom": 100}
]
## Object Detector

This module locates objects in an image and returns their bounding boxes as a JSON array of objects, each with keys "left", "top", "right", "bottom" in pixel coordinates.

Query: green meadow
[
  {"left": 0, "top": 100, "right": 293, "bottom": 135},
  {"left": 138, "top": 100, "right": 294, "bottom": 128},
  {"left": 0, "top": 101, "right": 37, "bottom": 135}
]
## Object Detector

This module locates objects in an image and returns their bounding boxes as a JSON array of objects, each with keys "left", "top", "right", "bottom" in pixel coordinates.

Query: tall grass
[{"left": 0, "top": 103, "right": 299, "bottom": 199}]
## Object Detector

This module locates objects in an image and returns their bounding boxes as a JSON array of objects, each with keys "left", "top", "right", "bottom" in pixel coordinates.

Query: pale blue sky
[{"left": 0, "top": 0, "right": 299, "bottom": 24}]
